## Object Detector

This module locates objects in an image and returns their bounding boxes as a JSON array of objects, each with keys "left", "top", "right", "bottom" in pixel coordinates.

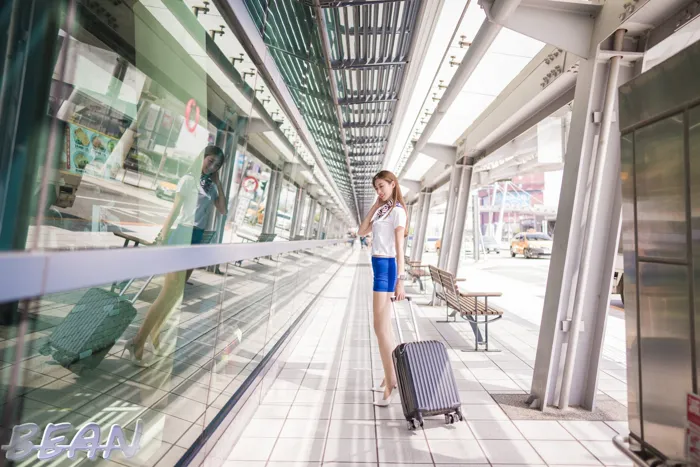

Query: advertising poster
[{"left": 64, "top": 123, "right": 119, "bottom": 175}]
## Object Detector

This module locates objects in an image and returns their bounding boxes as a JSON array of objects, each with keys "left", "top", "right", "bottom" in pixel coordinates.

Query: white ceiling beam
[
  {"left": 458, "top": 45, "right": 578, "bottom": 161},
  {"left": 246, "top": 118, "right": 272, "bottom": 134},
  {"left": 480, "top": 0, "right": 600, "bottom": 59},
  {"left": 421, "top": 143, "right": 457, "bottom": 166},
  {"left": 400, "top": 180, "right": 422, "bottom": 193}
]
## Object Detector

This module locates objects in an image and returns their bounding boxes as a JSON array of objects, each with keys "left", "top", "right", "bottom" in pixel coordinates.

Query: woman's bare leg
[
  {"left": 133, "top": 270, "right": 186, "bottom": 359},
  {"left": 185, "top": 269, "right": 194, "bottom": 283},
  {"left": 373, "top": 291, "right": 397, "bottom": 399}
]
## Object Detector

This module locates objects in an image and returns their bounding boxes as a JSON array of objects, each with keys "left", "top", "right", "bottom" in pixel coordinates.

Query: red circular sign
[
  {"left": 185, "top": 99, "right": 200, "bottom": 133},
  {"left": 243, "top": 176, "right": 258, "bottom": 193}
]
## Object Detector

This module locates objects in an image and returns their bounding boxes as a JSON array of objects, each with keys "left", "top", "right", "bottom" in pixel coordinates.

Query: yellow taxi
[{"left": 510, "top": 231, "right": 553, "bottom": 259}]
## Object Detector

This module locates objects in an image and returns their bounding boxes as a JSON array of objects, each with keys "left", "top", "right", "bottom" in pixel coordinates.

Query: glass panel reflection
[{"left": 1, "top": 244, "right": 348, "bottom": 466}]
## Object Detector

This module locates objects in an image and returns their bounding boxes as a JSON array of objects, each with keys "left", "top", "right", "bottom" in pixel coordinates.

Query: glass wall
[
  {"left": 0, "top": 0, "right": 348, "bottom": 465},
  {"left": 0, "top": 245, "right": 347, "bottom": 466}
]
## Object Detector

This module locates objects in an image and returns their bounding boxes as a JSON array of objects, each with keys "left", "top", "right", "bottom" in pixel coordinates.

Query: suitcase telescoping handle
[
  {"left": 118, "top": 276, "right": 155, "bottom": 304},
  {"left": 390, "top": 296, "right": 421, "bottom": 343}
]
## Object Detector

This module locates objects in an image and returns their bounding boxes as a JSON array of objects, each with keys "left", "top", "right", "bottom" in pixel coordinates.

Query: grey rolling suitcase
[
  {"left": 40, "top": 277, "right": 152, "bottom": 367},
  {"left": 391, "top": 297, "right": 463, "bottom": 430}
]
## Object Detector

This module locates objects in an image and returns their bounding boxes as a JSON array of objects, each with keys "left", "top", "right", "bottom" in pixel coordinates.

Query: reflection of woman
[
  {"left": 125, "top": 145, "right": 227, "bottom": 365},
  {"left": 357, "top": 170, "right": 408, "bottom": 407}
]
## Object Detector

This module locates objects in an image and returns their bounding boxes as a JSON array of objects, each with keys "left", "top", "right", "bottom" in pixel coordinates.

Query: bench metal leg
[
  {"left": 473, "top": 317, "right": 483, "bottom": 349},
  {"left": 459, "top": 315, "right": 501, "bottom": 353},
  {"left": 485, "top": 316, "right": 489, "bottom": 351},
  {"left": 436, "top": 304, "right": 457, "bottom": 323}
]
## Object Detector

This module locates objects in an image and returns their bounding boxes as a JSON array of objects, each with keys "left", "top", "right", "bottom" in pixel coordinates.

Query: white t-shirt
[
  {"left": 371, "top": 204, "right": 407, "bottom": 257},
  {"left": 175, "top": 174, "right": 219, "bottom": 229}
]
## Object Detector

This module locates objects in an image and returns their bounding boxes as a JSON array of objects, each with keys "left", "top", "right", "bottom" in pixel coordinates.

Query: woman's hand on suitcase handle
[{"left": 395, "top": 280, "right": 406, "bottom": 301}]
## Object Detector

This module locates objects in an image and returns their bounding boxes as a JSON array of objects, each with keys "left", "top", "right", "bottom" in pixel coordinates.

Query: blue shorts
[
  {"left": 166, "top": 225, "right": 205, "bottom": 245},
  {"left": 372, "top": 257, "right": 397, "bottom": 293}
]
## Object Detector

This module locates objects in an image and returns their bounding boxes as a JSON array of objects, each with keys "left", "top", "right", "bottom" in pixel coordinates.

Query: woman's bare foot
[
  {"left": 132, "top": 335, "right": 145, "bottom": 360},
  {"left": 374, "top": 383, "right": 398, "bottom": 407},
  {"left": 383, "top": 385, "right": 394, "bottom": 400},
  {"left": 372, "top": 379, "right": 388, "bottom": 392}
]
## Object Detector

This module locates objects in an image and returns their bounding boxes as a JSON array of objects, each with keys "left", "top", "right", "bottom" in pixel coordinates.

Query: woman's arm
[
  {"left": 394, "top": 226, "right": 406, "bottom": 300},
  {"left": 358, "top": 199, "right": 381, "bottom": 236},
  {"left": 212, "top": 173, "right": 228, "bottom": 216},
  {"left": 395, "top": 227, "right": 405, "bottom": 276},
  {"left": 214, "top": 182, "right": 227, "bottom": 215}
]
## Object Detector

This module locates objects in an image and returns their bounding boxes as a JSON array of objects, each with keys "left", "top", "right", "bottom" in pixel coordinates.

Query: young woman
[
  {"left": 125, "top": 144, "right": 227, "bottom": 366},
  {"left": 357, "top": 170, "right": 408, "bottom": 407}
]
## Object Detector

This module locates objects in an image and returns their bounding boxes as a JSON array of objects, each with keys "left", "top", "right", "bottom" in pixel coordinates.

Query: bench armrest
[
  {"left": 459, "top": 291, "right": 502, "bottom": 298},
  {"left": 456, "top": 278, "right": 466, "bottom": 282}
]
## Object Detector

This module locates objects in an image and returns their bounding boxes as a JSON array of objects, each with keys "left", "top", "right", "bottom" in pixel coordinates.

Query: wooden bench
[
  {"left": 404, "top": 255, "right": 430, "bottom": 293},
  {"left": 429, "top": 265, "right": 504, "bottom": 351}
]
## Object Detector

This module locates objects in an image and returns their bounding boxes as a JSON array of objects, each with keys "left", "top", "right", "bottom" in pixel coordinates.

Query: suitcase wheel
[
  {"left": 406, "top": 418, "right": 423, "bottom": 430},
  {"left": 445, "top": 411, "right": 464, "bottom": 425}
]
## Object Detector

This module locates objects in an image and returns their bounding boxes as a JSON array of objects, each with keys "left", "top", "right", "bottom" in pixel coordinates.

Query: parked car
[
  {"left": 123, "top": 153, "right": 155, "bottom": 174},
  {"left": 482, "top": 236, "right": 501, "bottom": 254},
  {"left": 155, "top": 180, "right": 177, "bottom": 200},
  {"left": 510, "top": 232, "right": 553, "bottom": 259}
]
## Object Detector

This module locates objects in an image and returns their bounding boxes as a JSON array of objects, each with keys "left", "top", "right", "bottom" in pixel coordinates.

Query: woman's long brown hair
[{"left": 372, "top": 170, "right": 409, "bottom": 237}]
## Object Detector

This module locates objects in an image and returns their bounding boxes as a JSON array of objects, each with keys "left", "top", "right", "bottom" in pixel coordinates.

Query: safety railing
[{"left": 0, "top": 239, "right": 343, "bottom": 304}]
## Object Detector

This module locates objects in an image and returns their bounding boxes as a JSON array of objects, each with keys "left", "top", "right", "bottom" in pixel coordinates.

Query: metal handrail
[{"left": 0, "top": 238, "right": 342, "bottom": 304}]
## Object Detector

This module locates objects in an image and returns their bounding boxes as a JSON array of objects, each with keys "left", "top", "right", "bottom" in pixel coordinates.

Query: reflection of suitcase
[
  {"left": 391, "top": 297, "right": 463, "bottom": 430},
  {"left": 40, "top": 277, "right": 152, "bottom": 367}
]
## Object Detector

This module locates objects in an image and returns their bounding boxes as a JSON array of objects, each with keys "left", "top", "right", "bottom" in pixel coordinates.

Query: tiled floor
[{"left": 214, "top": 251, "right": 631, "bottom": 466}]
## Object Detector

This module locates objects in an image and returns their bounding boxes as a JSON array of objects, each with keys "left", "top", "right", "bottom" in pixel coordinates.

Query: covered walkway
[{"left": 209, "top": 250, "right": 629, "bottom": 466}]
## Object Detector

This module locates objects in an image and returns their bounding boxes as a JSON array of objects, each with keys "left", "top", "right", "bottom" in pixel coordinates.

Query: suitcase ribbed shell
[
  {"left": 47, "top": 288, "right": 137, "bottom": 366},
  {"left": 393, "top": 340, "right": 461, "bottom": 420}
]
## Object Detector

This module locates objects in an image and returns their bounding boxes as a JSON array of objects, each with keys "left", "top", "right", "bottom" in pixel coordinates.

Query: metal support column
[
  {"left": 412, "top": 191, "right": 432, "bottom": 264},
  {"left": 446, "top": 165, "right": 473, "bottom": 276},
  {"left": 305, "top": 199, "right": 317, "bottom": 240},
  {"left": 495, "top": 182, "right": 509, "bottom": 242},
  {"left": 473, "top": 193, "right": 481, "bottom": 261},
  {"left": 438, "top": 164, "right": 463, "bottom": 270},
  {"left": 324, "top": 212, "right": 332, "bottom": 239},
  {"left": 317, "top": 208, "right": 326, "bottom": 240},
  {"left": 432, "top": 164, "right": 463, "bottom": 305},
  {"left": 262, "top": 169, "right": 280, "bottom": 234},
  {"left": 444, "top": 164, "right": 483, "bottom": 342},
  {"left": 557, "top": 29, "right": 627, "bottom": 411},
  {"left": 409, "top": 194, "right": 425, "bottom": 262},
  {"left": 529, "top": 30, "right": 634, "bottom": 411},
  {"left": 316, "top": 206, "right": 328, "bottom": 240},
  {"left": 290, "top": 187, "right": 306, "bottom": 239}
]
